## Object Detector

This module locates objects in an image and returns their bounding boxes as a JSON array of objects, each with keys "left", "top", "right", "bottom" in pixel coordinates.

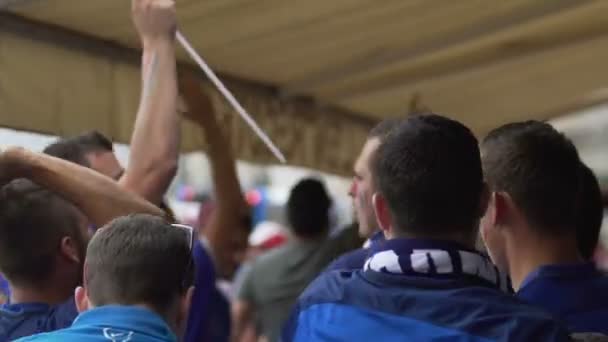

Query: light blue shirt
[{"left": 15, "top": 305, "right": 176, "bottom": 342}]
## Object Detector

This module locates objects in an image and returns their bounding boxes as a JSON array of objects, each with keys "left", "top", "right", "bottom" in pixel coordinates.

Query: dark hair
[
  {"left": 372, "top": 114, "right": 483, "bottom": 237},
  {"left": 287, "top": 178, "right": 332, "bottom": 237},
  {"left": 481, "top": 121, "right": 581, "bottom": 234},
  {"left": 577, "top": 163, "right": 604, "bottom": 260},
  {"left": 369, "top": 118, "right": 402, "bottom": 140},
  {"left": 0, "top": 179, "right": 85, "bottom": 286},
  {"left": 85, "top": 214, "right": 194, "bottom": 316},
  {"left": 44, "top": 131, "right": 113, "bottom": 166}
]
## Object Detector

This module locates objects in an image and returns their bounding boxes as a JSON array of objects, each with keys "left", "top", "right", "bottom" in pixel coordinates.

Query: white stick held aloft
[{"left": 176, "top": 31, "right": 286, "bottom": 163}]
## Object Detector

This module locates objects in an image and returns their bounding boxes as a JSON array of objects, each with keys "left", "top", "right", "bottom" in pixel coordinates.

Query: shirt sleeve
[{"left": 235, "top": 263, "right": 256, "bottom": 304}]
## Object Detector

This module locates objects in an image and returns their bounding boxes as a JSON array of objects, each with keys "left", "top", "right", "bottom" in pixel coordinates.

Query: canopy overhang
[{"left": 1, "top": 0, "right": 607, "bottom": 175}]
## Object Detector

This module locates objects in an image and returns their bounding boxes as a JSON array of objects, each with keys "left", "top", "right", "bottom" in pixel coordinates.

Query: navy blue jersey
[{"left": 517, "top": 262, "right": 608, "bottom": 334}]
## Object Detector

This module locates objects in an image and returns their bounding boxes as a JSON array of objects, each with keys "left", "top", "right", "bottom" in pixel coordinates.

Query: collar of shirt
[
  {"left": 72, "top": 305, "right": 176, "bottom": 341},
  {"left": 364, "top": 238, "right": 511, "bottom": 292},
  {"left": 519, "top": 262, "right": 598, "bottom": 291}
]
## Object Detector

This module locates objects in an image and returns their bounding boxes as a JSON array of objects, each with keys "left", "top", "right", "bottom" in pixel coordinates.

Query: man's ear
[
  {"left": 493, "top": 192, "right": 512, "bottom": 228},
  {"left": 372, "top": 193, "right": 392, "bottom": 235},
  {"left": 60, "top": 236, "right": 81, "bottom": 264},
  {"left": 75, "top": 286, "right": 90, "bottom": 313}
]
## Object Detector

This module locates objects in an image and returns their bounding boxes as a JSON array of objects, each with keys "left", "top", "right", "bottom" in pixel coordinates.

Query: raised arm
[
  {"left": 119, "top": 0, "right": 180, "bottom": 205},
  {"left": 180, "top": 74, "right": 250, "bottom": 278},
  {"left": 0, "top": 147, "right": 164, "bottom": 227}
]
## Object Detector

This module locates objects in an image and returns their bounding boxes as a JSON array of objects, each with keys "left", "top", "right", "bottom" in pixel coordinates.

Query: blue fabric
[
  {"left": 283, "top": 238, "right": 569, "bottom": 342},
  {"left": 185, "top": 238, "right": 217, "bottom": 342},
  {"left": 0, "top": 239, "right": 221, "bottom": 341},
  {"left": 14, "top": 305, "right": 176, "bottom": 342},
  {"left": 517, "top": 262, "right": 608, "bottom": 334},
  {"left": 325, "top": 231, "right": 384, "bottom": 272},
  {"left": 0, "top": 275, "right": 10, "bottom": 302},
  {"left": 0, "top": 299, "right": 78, "bottom": 341}
]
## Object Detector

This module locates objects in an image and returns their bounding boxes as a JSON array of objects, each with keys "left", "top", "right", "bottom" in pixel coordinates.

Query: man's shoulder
[
  {"left": 325, "top": 248, "right": 369, "bottom": 272},
  {"left": 0, "top": 299, "right": 77, "bottom": 341},
  {"left": 293, "top": 270, "right": 568, "bottom": 340}
]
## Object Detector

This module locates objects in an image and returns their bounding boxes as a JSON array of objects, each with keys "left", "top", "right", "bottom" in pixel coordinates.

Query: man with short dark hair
[
  {"left": 324, "top": 119, "right": 400, "bottom": 272},
  {"left": 480, "top": 121, "right": 608, "bottom": 334},
  {"left": 16, "top": 214, "right": 195, "bottom": 342},
  {"left": 283, "top": 115, "right": 569, "bottom": 341},
  {"left": 0, "top": 147, "right": 162, "bottom": 341},
  {"left": 234, "top": 178, "right": 359, "bottom": 342},
  {"left": 577, "top": 163, "right": 604, "bottom": 261}
]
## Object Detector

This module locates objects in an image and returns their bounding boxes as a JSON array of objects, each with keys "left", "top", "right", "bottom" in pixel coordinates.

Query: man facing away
[
  {"left": 234, "top": 179, "right": 359, "bottom": 342},
  {"left": 0, "top": 147, "right": 162, "bottom": 341},
  {"left": 479, "top": 121, "right": 608, "bottom": 334},
  {"left": 324, "top": 119, "right": 402, "bottom": 272},
  {"left": 15, "top": 214, "right": 194, "bottom": 342},
  {"left": 283, "top": 115, "right": 569, "bottom": 341}
]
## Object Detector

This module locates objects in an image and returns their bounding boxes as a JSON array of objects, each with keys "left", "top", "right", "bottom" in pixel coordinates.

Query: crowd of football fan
[{"left": 0, "top": 1, "right": 607, "bottom": 341}]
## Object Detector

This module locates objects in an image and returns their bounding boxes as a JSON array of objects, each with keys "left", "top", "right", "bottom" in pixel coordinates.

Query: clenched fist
[{"left": 132, "top": 0, "right": 177, "bottom": 44}]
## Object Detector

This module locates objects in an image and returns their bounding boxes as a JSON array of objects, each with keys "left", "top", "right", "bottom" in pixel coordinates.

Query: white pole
[{"left": 176, "top": 31, "right": 286, "bottom": 164}]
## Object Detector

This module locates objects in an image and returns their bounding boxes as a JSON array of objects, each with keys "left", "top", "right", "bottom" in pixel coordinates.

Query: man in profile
[
  {"left": 480, "top": 121, "right": 608, "bottom": 334},
  {"left": 283, "top": 115, "right": 569, "bottom": 341},
  {"left": 15, "top": 214, "right": 194, "bottom": 342},
  {"left": 324, "top": 119, "right": 401, "bottom": 272}
]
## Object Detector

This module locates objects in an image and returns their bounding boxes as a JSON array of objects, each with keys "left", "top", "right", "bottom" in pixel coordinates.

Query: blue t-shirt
[
  {"left": 15, "top": 305, "right": 176, "bottom": 342},
  {"left": 517, "top": 262, "right": 608, "bottom": 334},
  {"left": 0, "top": 239, "right": 225, "bottom": 341},
  {"left": 325, "top": 231, "right": 384, "bottom": 272}
]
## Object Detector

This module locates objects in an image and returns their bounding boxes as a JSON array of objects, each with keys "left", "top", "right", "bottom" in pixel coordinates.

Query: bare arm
[
  {"left": 232, "top": 300, "right": 256, "bottom": 342},
  {"left": 1, "top": 147, "right": 164, "bottom": 227},
  {"left": 119, "top": 0, "right": 180, "bottom": 205},
  {"left": 180, "top": 74, "right": 249, "bottom": 276}
]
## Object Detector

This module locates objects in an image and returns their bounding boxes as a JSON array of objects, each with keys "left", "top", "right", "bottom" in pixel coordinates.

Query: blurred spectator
[
  {"left": 480, "top": 121, "right": 608, "bottom": 334},
  {"left": 15, "top": 214, "right": 194, "bottom": 342},
  {"left": 284, "top": 115, "right": 569, "bottom": 341},
  {"left": 178, "top": 72, "right": 253, "bottom": 342},
  {"left": 233, "top": 179, "right": 359, "bottom": 342},
  {"left": 248, "top": 221, "right": 289, "bottom": 256}
]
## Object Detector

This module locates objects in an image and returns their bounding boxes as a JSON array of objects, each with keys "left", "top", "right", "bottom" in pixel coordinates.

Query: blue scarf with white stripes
[{"left": 364, "top": 238, "right": 512, "bottom": 292}]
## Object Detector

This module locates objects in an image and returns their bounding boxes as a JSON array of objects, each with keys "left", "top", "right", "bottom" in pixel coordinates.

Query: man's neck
[
  {"left": 388, "top": 230, "right": 476, "bottom": 250},
  {"left": 507, "top": 232, "right": 583, "bottom": 291},
  {"left": 10, "top": 284, "right": 73, "bottom": 305}
]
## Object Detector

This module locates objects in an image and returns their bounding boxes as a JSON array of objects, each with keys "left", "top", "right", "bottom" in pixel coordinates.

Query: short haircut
[
  {"left": 287, "top": 178, "right": 332, "bottom": 237},
  {"left": 369, "top": 118, "right": 403, "bottom": 140},
  {"left": 84, "top": 214, "right": 194, "bottom": 316},
  {"left": 0, "top": 179, "right": 84, "bottom": 286},
  {"left": 481, "top": 121, "right": 581, "bottom": 234},
  {"left": 372, "top": 114, "right": 484, "bottom": 237},
  {"left": 44, "top": 131, "right": 113, "bottom": 166},
  {"left": 577, "top": 163, "right": 604, "bottom": 260}
]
